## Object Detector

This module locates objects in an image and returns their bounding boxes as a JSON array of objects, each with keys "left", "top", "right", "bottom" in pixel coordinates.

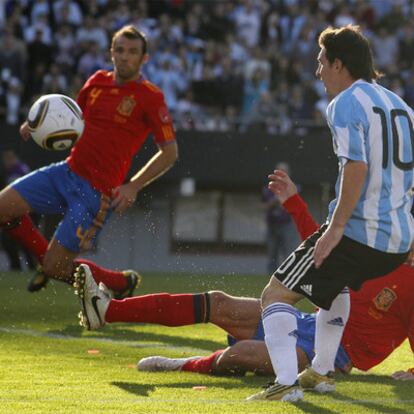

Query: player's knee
[
  {"left": 42, "top": 255, "right": 71, "bottom": 279},
  {"left": 261, "top": 279, "right": 293, "bottom": 308},
  {"left": 216, "top": 342, "right": 252, "bottom": 371},
  {"left": 42, "top": 258, "right": 59, "bottom": 277},
  {"left": 208, "top": 290, "right": 228, "bottom": 309}
]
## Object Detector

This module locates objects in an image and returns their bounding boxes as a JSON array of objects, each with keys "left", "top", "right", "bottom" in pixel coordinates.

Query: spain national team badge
[
  {"left": 373, "top": 287, "right": 397, "bottom": 312},
  {"left": 117, "top": 95, "right": 136, "bottom": 116},
  {"left": 159, "top": 106, "right": 172, "bottom": 123}
]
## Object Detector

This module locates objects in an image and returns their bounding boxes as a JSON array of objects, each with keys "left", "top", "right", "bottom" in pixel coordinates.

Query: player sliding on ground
[{"left": 73, "top": 170, "right": 414, "bottom": 382}]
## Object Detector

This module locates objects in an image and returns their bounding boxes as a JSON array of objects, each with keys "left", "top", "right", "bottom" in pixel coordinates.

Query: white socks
[
  {"left": 312, "top": 288, "right": 350, "bottom": 375},
  {"left": 262, "top": 303, "right": 299, "bottom": 385}
]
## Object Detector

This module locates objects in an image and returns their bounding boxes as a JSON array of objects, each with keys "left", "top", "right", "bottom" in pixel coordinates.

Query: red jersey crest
[
  {"left": 373, "top": 287, "right": 397, "bottom": 312},
  {"left": 117, "top": 95, "right": 136, "bottom": 116}
]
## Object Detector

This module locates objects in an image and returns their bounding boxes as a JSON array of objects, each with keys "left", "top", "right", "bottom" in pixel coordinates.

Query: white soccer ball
[{"left": 28, "top": 94, "right": 84, "bottom": 151}]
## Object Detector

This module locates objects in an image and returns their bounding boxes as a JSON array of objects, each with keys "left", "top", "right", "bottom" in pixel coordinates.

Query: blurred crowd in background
[{"left": 1, "top": 0, "right": 414, "bottom": 135}]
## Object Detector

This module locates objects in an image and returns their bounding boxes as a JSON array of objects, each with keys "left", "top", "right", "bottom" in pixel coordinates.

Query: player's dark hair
[
  {"left": 111, "top": 25, "right": 148, "bottom": 55},
  {"left": 318, "top": 25, "right": 382, "bottom": 82}
]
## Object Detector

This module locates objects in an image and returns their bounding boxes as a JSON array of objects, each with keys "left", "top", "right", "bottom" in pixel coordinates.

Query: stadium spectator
[
  {"left": 75, "top": 15, "right": 108, "bottom": 52},
  {"left": 26, "top": 27, "right": 53, "bottom": 73},
  {"left": 398, "top": 22, "right": 414, "bottom": 73},
  {"left": 201, "top": 2, "right": 233, "bottom": 43},
  {"left": 54, "top": 24, "right": 77, "bottom": 71},
  {"left": 28, "top": 0, "right": 53, "bottom": 26},
  {"left": 279, "top": 2, "right": 308, "bottom": 54},
  {"left": 0, "top": 28, "right": 26, "bottom": 125},
  {"left": 241, "top": 67, "right": 269, "bottom": 117},
  {"left": 288, "top": 84, "right": 313, "bottom": 123},
  {"left": 1, "top": 0, "right": 414, "bottom": 132},
  {"left": 53, "top": 0, "right": 83, "bottom": 27},
  {"left": 242, "top": 90, "right": 278, "bottom": 134},
  {"left": 0, "top": 149, "right": 36, "bottom": 271},
  {"left": 24, "top": 13, "right": 52, "bottom": 45},
  {"left": 231, "top": 0, "right": 262, "bottom": 48},
  {"left": 77, "top": 41, "right": 106, "bottom": 80},
  {"left": 333, "top": 4, "right": 355, "bottom": 27},
  {"left": 371, "top": 26, "right": 399, "bottom": 71},
  {"left": 404, "top": 72, "right": 414, "bottom": 107},
  {"left": 42, "top": 63, "right": 68, "bottom": 95},
  {"left": 151, "top": 60, "right": 187, "bottom": 113},
  {"left": 262, "top": 161, "right": 299, "bottom": 272},
  {"left": 244, "top": 48, "right": 271, "bottom": 83},
  {"left": 0, "top": 28, "right": 26, "bottom": 82}
]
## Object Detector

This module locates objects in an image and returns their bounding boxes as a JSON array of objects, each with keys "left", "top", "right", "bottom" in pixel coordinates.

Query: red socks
[
  {"left": 181, "top": 350, "right": 224, "bottom": 374},
  {"left": 105, "top": 293, "right": 208, "bottom": 325},
  {"left": 3, "top": 216, "right": 132, "bottom": 294},
  {"left": 74, "top": 258, "right": 128, "bottom": 292},
  {"left": 5, "top": 215, "right": 48, "bottom": 263}
]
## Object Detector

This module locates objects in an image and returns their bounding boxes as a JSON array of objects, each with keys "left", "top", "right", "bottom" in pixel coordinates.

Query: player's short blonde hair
[{"left": 111, "top": 25, "right": 148, "bottom": 54}]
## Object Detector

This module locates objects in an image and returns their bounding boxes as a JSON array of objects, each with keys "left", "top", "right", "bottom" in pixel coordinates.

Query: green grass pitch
[{"left": 0, "top": 271, "right": 412, "bottom": 413}]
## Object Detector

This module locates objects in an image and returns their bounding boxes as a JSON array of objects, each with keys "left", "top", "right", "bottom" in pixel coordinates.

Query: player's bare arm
[
  {"left": 112, "top": 141, "right": 178, "bottom": 214},
  {"left": 268, "top": 170, "right": 298, "bottom": 203},
  {"left": 314, "top": 160, "right": 368, "bottom": 268}
]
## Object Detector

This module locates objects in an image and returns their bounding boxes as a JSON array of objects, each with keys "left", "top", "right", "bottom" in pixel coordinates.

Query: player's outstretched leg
[
  {"left": 74, "top": 259, "right": 142, "bottom": 299},
  {"left": 73, "top": 264, "right": 111, "bottom": 330},
  {"left": 246, "top": 381, "right": 304, "bottom": 402},
  {"left": 137, "top": 356, "right": 202, "bottom": 372},
  {"left": 298, "top": 367, "right": 335, "bottom": 393}
]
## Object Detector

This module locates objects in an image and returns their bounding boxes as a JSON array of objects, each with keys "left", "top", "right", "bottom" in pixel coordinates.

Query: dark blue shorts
[
  {"left": 12, "top": 161, "right": 112, "bottom": 253},
  {"left": 227, "top": 312, "right": 351, "bottom": 371}
]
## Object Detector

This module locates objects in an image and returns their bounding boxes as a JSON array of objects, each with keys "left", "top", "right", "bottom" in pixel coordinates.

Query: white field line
[
  {"left": 0, "top": 326, "right": 211, "bottom": 354},
  {"left": 0, "top": 396, "right": 413, "bottom": 405}
]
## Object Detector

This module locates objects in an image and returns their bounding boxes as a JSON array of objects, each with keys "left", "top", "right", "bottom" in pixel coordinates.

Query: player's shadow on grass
[
  {"left": 112, "top": 382, "right": 156, "bottom": 397},
  {"left": 111, "top": 381, "right": 345, "bottom": 414},
  {"left": 338, "top": 373, "right": 414, "bottom": 408},
  {"left": 112, "top": 377, "right": 270, "bottom": 397},
  {"left": 47, "top": 324, "right": 224, "bottom": 350}
]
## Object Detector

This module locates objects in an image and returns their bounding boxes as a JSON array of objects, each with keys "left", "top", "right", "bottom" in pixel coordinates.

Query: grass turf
[{"left": 0, "top": 271, "right": 412, "bottom": 414}]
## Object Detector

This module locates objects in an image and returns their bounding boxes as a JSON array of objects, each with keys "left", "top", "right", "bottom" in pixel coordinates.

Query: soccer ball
[{"left": 28, "top": 94, "right": 84, "bottom": 151}]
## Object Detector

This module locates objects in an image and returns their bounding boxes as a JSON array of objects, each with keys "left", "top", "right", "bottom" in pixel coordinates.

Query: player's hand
[
  {"left": 392, "top": 369, "right": 414, "bottom": 381},
  {"left": 268, "top": 170, "right": 297, "bottom": 204},
  {"left": 19, "top": 121, "right": 32, "bottom": 141},
  {"left": 405, "top": 241, "right": 414, "bottom": 267},
  {"left": 111, "top": 183, "right": 138, "bottom": 214},
  {"left": 313, "top": 225, "right": 344, "bottom": 269}
]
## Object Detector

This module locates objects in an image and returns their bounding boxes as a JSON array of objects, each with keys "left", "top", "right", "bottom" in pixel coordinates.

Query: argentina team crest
[
  {"left": 373, "top": 287, "right": 397, "bottom": 312},
  {"left": 117, "top": 95, "right": 136, "bottom": 116}
]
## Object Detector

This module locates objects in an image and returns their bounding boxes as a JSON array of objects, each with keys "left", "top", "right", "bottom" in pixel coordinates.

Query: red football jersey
[
  {"left": 342, "top": 266, "right": 414, "bottom": 370},
  {"left": 283, "top": 194, "right": 414, "bottom": 371},
  {"left": 67, "top": 70, "right": 176, "bottom": 195}
]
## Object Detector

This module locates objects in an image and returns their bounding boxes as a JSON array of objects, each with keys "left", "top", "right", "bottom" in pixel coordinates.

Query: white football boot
[
  {"left": 137, "top": 356, "right": 202, "bottom": 372},
  {"left": 73, "top": 264, "right": 112, "bottom": 330}
]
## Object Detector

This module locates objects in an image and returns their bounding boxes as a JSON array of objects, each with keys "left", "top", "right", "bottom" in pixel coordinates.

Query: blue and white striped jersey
[{"left": 326, "top": 79, "right": 414, "bottom": 253}]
